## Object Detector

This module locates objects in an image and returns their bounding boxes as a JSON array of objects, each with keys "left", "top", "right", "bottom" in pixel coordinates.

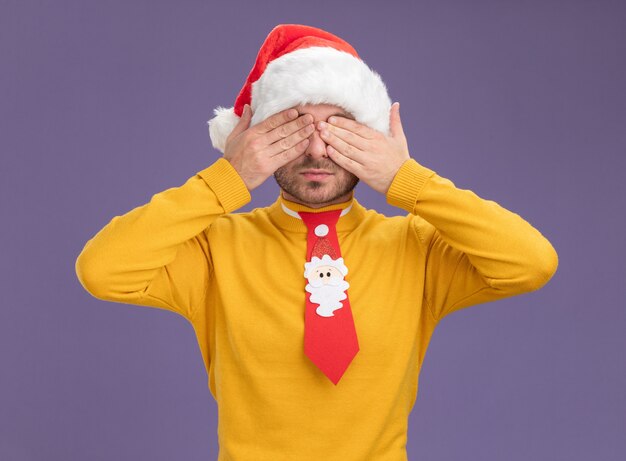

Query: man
[{"left": 76, "top": 24, "right": 558, "bottom": 461}]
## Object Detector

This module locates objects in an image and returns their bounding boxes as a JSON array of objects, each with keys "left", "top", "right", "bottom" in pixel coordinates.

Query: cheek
[
  {"left": 284, "top": 157, "right": 310, "bottom": 175},
  {"left": 274, "top": 161, "right": 297, "bottom": 178},
  {"left": 286, "top": 156, "right": 302, "bottom": 167},
  {"left": 308, "top": 276, "right": 323, "bottom": 287},
  {"left": 334, "top": 165, "right": 356, "bottom": 180}
]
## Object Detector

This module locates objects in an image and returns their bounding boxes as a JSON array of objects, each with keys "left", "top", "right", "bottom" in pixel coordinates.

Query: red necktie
[{"left": 298, "top": 209, "right": 359, "bottom": 385}]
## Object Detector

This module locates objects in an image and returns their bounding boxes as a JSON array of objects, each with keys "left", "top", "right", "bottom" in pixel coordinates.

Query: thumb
[
  {"left": 389, "top": 102, "right": 404, "bottom": 138},
  {"left": 230, "top": 104, "right": 252, "bottom": 138}
]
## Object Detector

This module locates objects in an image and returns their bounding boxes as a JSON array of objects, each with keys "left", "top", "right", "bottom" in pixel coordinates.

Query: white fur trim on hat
[{"left": 207, "top": 46, "right": 392, "bottom": 153}]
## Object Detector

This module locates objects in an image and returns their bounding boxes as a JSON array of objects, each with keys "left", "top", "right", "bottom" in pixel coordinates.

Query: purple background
[{"left": 2, "top": 1, "right": 624, "bottom": 460}]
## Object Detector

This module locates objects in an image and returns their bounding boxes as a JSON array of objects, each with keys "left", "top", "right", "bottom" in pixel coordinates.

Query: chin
[
  {"left": 274, "top": 172, "right": 359, "bottom": 206},
  {"left": 297, "top": 188, "right": 341, "bottom": 205}
]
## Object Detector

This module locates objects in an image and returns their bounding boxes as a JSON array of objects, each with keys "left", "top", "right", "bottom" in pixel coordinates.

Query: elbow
[
  {"left": 522, "top": 240, "right": 559, "bottom": 292},
  {"left": 483, "top": 238, "right": 559, "bottom": 295},
  {"left": 75, "top": 246, "right": 112, "bottom": 300}
]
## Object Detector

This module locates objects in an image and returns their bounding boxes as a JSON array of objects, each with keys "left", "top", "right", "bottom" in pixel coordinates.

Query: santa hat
[{"left": 207, "top": 23, "right": 392, "bottom": 153}]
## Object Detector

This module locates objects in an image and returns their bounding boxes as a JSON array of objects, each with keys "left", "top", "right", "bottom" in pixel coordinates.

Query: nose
[{"left": 304, "top": 127, "right": 329, "bottom": 159}]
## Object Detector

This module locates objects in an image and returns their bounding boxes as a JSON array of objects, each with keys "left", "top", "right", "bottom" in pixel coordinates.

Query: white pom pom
[{"left": 207, "top": 106, "right": 240, "bottom": 153}]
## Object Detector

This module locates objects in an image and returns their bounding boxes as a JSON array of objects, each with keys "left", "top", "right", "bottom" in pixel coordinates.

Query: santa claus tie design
[{"left": 296, "top": 208, "right": 360, "bottom": 385}]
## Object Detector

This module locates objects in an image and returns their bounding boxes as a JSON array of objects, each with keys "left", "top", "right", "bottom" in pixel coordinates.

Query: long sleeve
[
  {"left": 75, "top": 158, "right": 251, "bottom": 322},
  {"left": 386, "top": 158, "right": 558, "bottom": 322}
]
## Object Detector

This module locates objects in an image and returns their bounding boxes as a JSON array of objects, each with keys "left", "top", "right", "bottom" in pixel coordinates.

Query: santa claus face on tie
[
  {"left": 304, "top": 255, "right": 350, "bottom": 317},
  {"left": 307, "top": 265, "right": 344, "bottom": 288}
]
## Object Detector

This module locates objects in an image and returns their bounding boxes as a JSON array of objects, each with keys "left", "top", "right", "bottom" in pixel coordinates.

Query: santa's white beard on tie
[{"left": 305, "top": 280, "right": 350, "bottom": 317}]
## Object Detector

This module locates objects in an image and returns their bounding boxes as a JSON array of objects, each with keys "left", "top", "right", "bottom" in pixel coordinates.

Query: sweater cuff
[
  {"left": 386, "top": 158, "right": 436, "bottom": 213},
  {"left": 197, "top": 158, "right": 251, "bottom": 213}
]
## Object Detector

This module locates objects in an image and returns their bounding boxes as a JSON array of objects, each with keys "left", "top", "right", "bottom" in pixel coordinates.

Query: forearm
[
  {"left": 75, "top": 158, "right": 251, "bottom": 305},
  {"left": 387, "top": 159, "right": 558, "bottom": 293}
]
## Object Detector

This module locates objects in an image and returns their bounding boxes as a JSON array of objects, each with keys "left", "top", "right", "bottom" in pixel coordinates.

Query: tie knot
[{"left": 298, "top": 209, "right": 342, "bottom": 231}]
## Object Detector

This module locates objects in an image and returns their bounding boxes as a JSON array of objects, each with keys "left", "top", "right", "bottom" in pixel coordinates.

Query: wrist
[{"left": 198, "top": 158, "right": 252, "bottom": 211}]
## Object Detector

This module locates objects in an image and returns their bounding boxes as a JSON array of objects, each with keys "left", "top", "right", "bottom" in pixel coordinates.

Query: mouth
[{"left": 300, "top": 169, "right": 334, "bottom": 181}]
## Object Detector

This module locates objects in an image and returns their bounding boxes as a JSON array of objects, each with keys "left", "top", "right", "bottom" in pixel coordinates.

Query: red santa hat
[{"left": 207, "top": 23, "right": 393, "bottom": 153}]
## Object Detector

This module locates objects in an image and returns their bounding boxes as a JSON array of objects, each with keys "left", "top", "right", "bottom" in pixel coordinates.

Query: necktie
[{"left": 297, "top": 208, "right": 360, "bottom": 385}]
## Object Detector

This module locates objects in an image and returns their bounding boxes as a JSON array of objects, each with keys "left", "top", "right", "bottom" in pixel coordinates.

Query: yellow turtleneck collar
[{"left": 267, "top": 190, "right": 367, "bottom": 233}]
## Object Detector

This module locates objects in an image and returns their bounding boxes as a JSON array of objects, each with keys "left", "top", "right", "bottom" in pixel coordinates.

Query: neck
[
  {"left": 270, "top": 192, "right": 365, "bottom": 233},
  {"left": 280, "top": 190, "right": 354, "bottom": 209}
]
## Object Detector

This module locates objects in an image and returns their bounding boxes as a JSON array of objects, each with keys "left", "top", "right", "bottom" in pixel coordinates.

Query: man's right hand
[{"left": 223, "top": 105, "right": 315, "bottom": 191}]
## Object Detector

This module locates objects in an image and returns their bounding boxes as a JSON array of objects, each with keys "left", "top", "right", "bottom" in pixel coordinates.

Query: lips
[
  {"left": 300, "top": 169, "right": 334, "bottom": 181},
  {"left": 300, "top": 169, "right": 333, "bottom": 175}
]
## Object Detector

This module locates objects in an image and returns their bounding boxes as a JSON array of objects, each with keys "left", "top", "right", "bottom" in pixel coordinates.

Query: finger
[
  {"left": 268, "top": 138, "right": 310, "bottom": 170},
  {"left": 326, "top": 144, "right": 363, "bottom": 177},
  {"left": 319, "top": 128, "right": 366, "bottom": 165},
  {"left": 320, "top": 121, "right": 369, "bottom": 151},
  {"left": 327, "top": 115, "right": 379, "bottom": 140},
  {"left": 263, "top": 113, "right": 314, "bottom": 146},
  {"left": 228, "top": 104, "right": 252, "bottom": 140},
  {"left": 389, "top": 102, "right": 404, "bottom": 139},
  {"left": 254, "top": 107, "right": 299, "bottom": 134},
  {"left": 266, "top": 123, "right": 315, "bottom": 157}
]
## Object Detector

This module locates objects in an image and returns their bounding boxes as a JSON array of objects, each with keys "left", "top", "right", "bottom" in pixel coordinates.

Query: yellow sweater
[{"left": 75, "top": 157, "right": 558, "bottom": 461}]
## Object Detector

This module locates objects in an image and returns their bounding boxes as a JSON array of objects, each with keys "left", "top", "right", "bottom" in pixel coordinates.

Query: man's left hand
[{"left": 318, "top": 102, "right": 410, "bottom": 195}]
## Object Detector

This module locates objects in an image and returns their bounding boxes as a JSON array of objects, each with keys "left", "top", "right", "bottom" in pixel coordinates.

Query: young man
[{"left": 76, "top": 24, "right": 558, "bottom": 461}]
